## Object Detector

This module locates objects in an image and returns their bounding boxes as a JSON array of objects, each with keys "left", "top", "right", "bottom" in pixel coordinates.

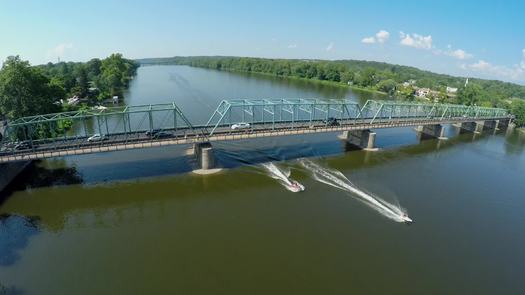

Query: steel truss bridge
[{"left": 0, "top": 99, "right": 511, "bottom": 163}]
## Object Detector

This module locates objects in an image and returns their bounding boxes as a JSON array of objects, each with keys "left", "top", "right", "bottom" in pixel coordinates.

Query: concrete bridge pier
[
  {"left": 192, "top": 142, "right": 222, "bottom": 175},
  {"left": 340, "top": 129, "right": 378, "bottom": 151},
  {"left": 415, "top": 124, "right": 448, "bottom": 140}
]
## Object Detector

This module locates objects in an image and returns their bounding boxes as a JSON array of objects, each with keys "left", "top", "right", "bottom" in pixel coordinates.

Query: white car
[
  {"left": 231, "top": 122, "right": 251, "bottom": 130},
  {"left": 87, "top": 134, "right": 108, "bottom": 142}
]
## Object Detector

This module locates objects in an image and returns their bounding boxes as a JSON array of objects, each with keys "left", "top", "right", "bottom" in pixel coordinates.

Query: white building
[
  {"left": 67, "top": 96, "right": 80, "bottom": 106},
  {"left": 446, "top": 87, "right": 458, "bottom": 94}
]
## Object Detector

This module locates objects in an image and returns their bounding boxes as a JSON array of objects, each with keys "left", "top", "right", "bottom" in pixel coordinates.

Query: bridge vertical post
[
  {"left": 82, "top": 117, "right": 88, "bottom": 137},
  {"left": 272, "top": 105, "right": 276, "bottom": 130},
  {"left": 174, "top": 109, "right": 177, "bottom": 131},
  {"left": 104, "top": 115, "right": 110, "bottom": 135},
  {"left": 148, "top": 108, "right": 153, "bottom": 131},
  {"left": 310, "top": 103, "right": 314, "bottom": 125},
  {"left": 96, "top": 115, "right": 102, "bottom": 135},
  {"left": 229, "top": 107, "right": 232, "bottom": 126},
  {"left": 122, "top": 113, "right": 127, "bottom": 134},
  {"left": 242, "top": 101, "right": 246, "bottom": 122},
  {"left": 127, "top": 113, "right": 132, "bottom": 136}
]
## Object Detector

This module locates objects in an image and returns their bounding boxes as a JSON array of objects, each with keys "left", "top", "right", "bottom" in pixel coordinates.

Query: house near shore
[
  {"left": 415, "top": 88, "right": 431, "bottom": 98},
  {"left": 446, "top": 86, "right": 458, "bottom": 95},
  {"left": 67, "top": 96, "right": 80, "bottom": 106}
]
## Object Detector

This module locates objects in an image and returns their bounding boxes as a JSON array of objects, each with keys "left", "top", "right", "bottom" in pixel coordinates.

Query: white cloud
[
  {"left": 445, "top": 49, "right": 473, "bottom": 60},
  {"left": 361, "top": 37, "right": 376, "bottom": 44},
  {"left": 399, "top": 32, "right": 432, "bottom": 50},
  {"left": 287, "top": 44, "right": 297, "bottom": 49},
  {"left": 47, "top": 43, "right": 73, "bottom": 59},
  {"left": 469, "top": 60, "right": 491, "bottom": 70},
  {"left": 375, "top": 30, "right": 390, "bottom": 43},
  {"left": 326, "top": 42, "right": 334, "bottom": 52},
  {"left": 462, "top": 54, "right": 525, "bottom": 82},
  {"left": 361, "top": 30, "right": 390, "bottom": 44}
]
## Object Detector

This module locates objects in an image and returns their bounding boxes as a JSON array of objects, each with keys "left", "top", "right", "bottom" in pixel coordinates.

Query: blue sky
[{"left": 1, "top": 0, "right": 524, "bottom": 84}]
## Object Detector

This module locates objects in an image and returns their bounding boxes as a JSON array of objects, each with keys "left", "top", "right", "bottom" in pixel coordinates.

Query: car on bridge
[
  {"left": 152, "top": 131, "right": 171, "bottom": 139},
  {"left": 14, "top": 141, "right": 35, "bottom": 150},
  {"left": 231, "top": 122, "right": 251, "bottom": 130},
  {"left": 87, "top": 134, "right": 108, "bottom": 142},
  {"left": 323, "top": 117, "right": 340, "bottom": 126},
  {"left": 145, "top": 129, "right": 171, "bottom": 139},
  {"left": 145, "top": 129, "right": 162, "bottom": 137}
]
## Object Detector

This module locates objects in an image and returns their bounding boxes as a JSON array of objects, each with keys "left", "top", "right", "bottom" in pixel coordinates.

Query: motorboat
[
  {"left": 401, "top": 213, "right": 413, "bottom": 223},
  {"left": 285, "top": 180, "right": 305, "bottom": 192}
]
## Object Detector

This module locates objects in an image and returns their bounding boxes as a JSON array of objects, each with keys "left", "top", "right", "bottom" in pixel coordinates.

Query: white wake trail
[
  {"left": 261, "top": 162, "right": 304, "bottom": 192},
  {"left": 300, "top": 159, "right": 410, "bottom": 223}
]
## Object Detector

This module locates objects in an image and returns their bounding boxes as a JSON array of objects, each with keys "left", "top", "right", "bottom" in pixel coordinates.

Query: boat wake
[
  {"left": 261, "top": 162, "right": 305, "bottom": 193},
  {"left": 299, "top": 158, "right": 412, "bottom": 223}
]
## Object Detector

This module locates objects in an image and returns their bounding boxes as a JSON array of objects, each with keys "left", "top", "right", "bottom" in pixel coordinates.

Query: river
[{"left": 1, "top": 65, "right": 524, "bottom": 294}]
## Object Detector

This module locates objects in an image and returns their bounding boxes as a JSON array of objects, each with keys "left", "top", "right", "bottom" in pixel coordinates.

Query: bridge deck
[{"left": 0, "top": 116, "right": 509, "bottom": 163}]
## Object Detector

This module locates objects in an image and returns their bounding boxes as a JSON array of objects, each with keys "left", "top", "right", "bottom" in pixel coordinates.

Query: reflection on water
[{"left": 0, "top": 214, "right": 40, "bottom": 266}]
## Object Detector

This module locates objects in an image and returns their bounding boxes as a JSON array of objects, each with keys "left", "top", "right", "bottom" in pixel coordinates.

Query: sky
[{"left": 1, "top": 0, "right": 525, "bottom": 84}]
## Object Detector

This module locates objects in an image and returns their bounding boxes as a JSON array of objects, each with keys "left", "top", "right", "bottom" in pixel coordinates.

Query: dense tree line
[
  {"left": 0, "top": 56, "right": 62, "bottom": 119},
  {"left": 37, "top": 53, "right": 138, "bottom": 102},
  {"left": 0, "top": 54, "right": 137, "bottom": 121},
  {"left": 137, "top": 56, "right": 525, "bottom": 126}
]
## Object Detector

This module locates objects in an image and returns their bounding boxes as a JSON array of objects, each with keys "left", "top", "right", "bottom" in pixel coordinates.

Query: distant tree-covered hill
[
  {"left": 136, "top": 56, "right": 525, "bottom": 126},
  {"left": 136, "top": 56, "right": 525, "bottom": 102}
]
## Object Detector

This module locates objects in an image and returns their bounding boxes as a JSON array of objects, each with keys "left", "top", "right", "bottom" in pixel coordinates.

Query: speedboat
[
  {"left": 401, "top": 213, "right": 413, "bottom": 223},
  {"left": 285, "top": 180, "right": 305, "bottom": 193}
]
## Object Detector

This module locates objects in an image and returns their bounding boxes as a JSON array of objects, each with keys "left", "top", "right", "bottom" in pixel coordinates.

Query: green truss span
[{"left": 0, "top": 99, "right": 511, "bottom": 146}]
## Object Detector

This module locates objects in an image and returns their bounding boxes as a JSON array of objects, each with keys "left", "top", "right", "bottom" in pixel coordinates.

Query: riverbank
[
  {"left": 212, "top": 68, "right": 389, "bottom": 96},
  {"left": 137, "top": 61, "right": 388, "bottom": 96}
]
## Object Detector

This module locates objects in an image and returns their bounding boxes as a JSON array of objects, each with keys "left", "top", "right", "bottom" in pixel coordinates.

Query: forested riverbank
[
  {"left": 0, "top": 54, "right": 138, "bottom": 120},
  {"left": 138, "top": 56, "right": 525, "bottom": 126}
]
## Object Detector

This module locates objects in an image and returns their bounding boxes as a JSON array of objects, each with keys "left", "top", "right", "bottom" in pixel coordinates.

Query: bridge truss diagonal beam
[{"left": 203, "top": 98, "right": 362, "bottom": 135}]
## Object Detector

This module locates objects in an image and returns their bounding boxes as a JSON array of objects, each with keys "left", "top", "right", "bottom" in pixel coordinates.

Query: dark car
[
  {"left": 323, "top": 117, "right": 340, "bottom": 126},
  {"left": 145, "top": 129, "right": 162, "bottom": 136},
  {"left": 153, "top": 131, "right": 171, "bottom": 139},
  {"left": 14, "top": 141, "right": 34, "bottom": 150}
]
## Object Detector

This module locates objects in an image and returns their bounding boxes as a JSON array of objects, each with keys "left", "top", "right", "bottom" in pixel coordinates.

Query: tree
[
  {"left": 0, "top": 56, "right": 62, "bottom": 119},
  {"left": 340, "top": 71, "right": 354, "bottom": 84},
  {"left": 355, "top": 68, "right": 376, "bottom": 87},
  {"left": 99, "top": 54, "right": 127, "bottom": 97},
  {"left": 376, "top": 79, "right": 397, "bottom": 94},
  {"left": 76, "top": 66, "right": 89, "bottom": 97},
  {"left": 456, "top": 83, "right": 484, "bottom": 106},
  {"left": 398, "top": 85, "right": 415, "bottom": 100},
  {"left": 510, "top": 99, "right": 525, "bottom": 127}
]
